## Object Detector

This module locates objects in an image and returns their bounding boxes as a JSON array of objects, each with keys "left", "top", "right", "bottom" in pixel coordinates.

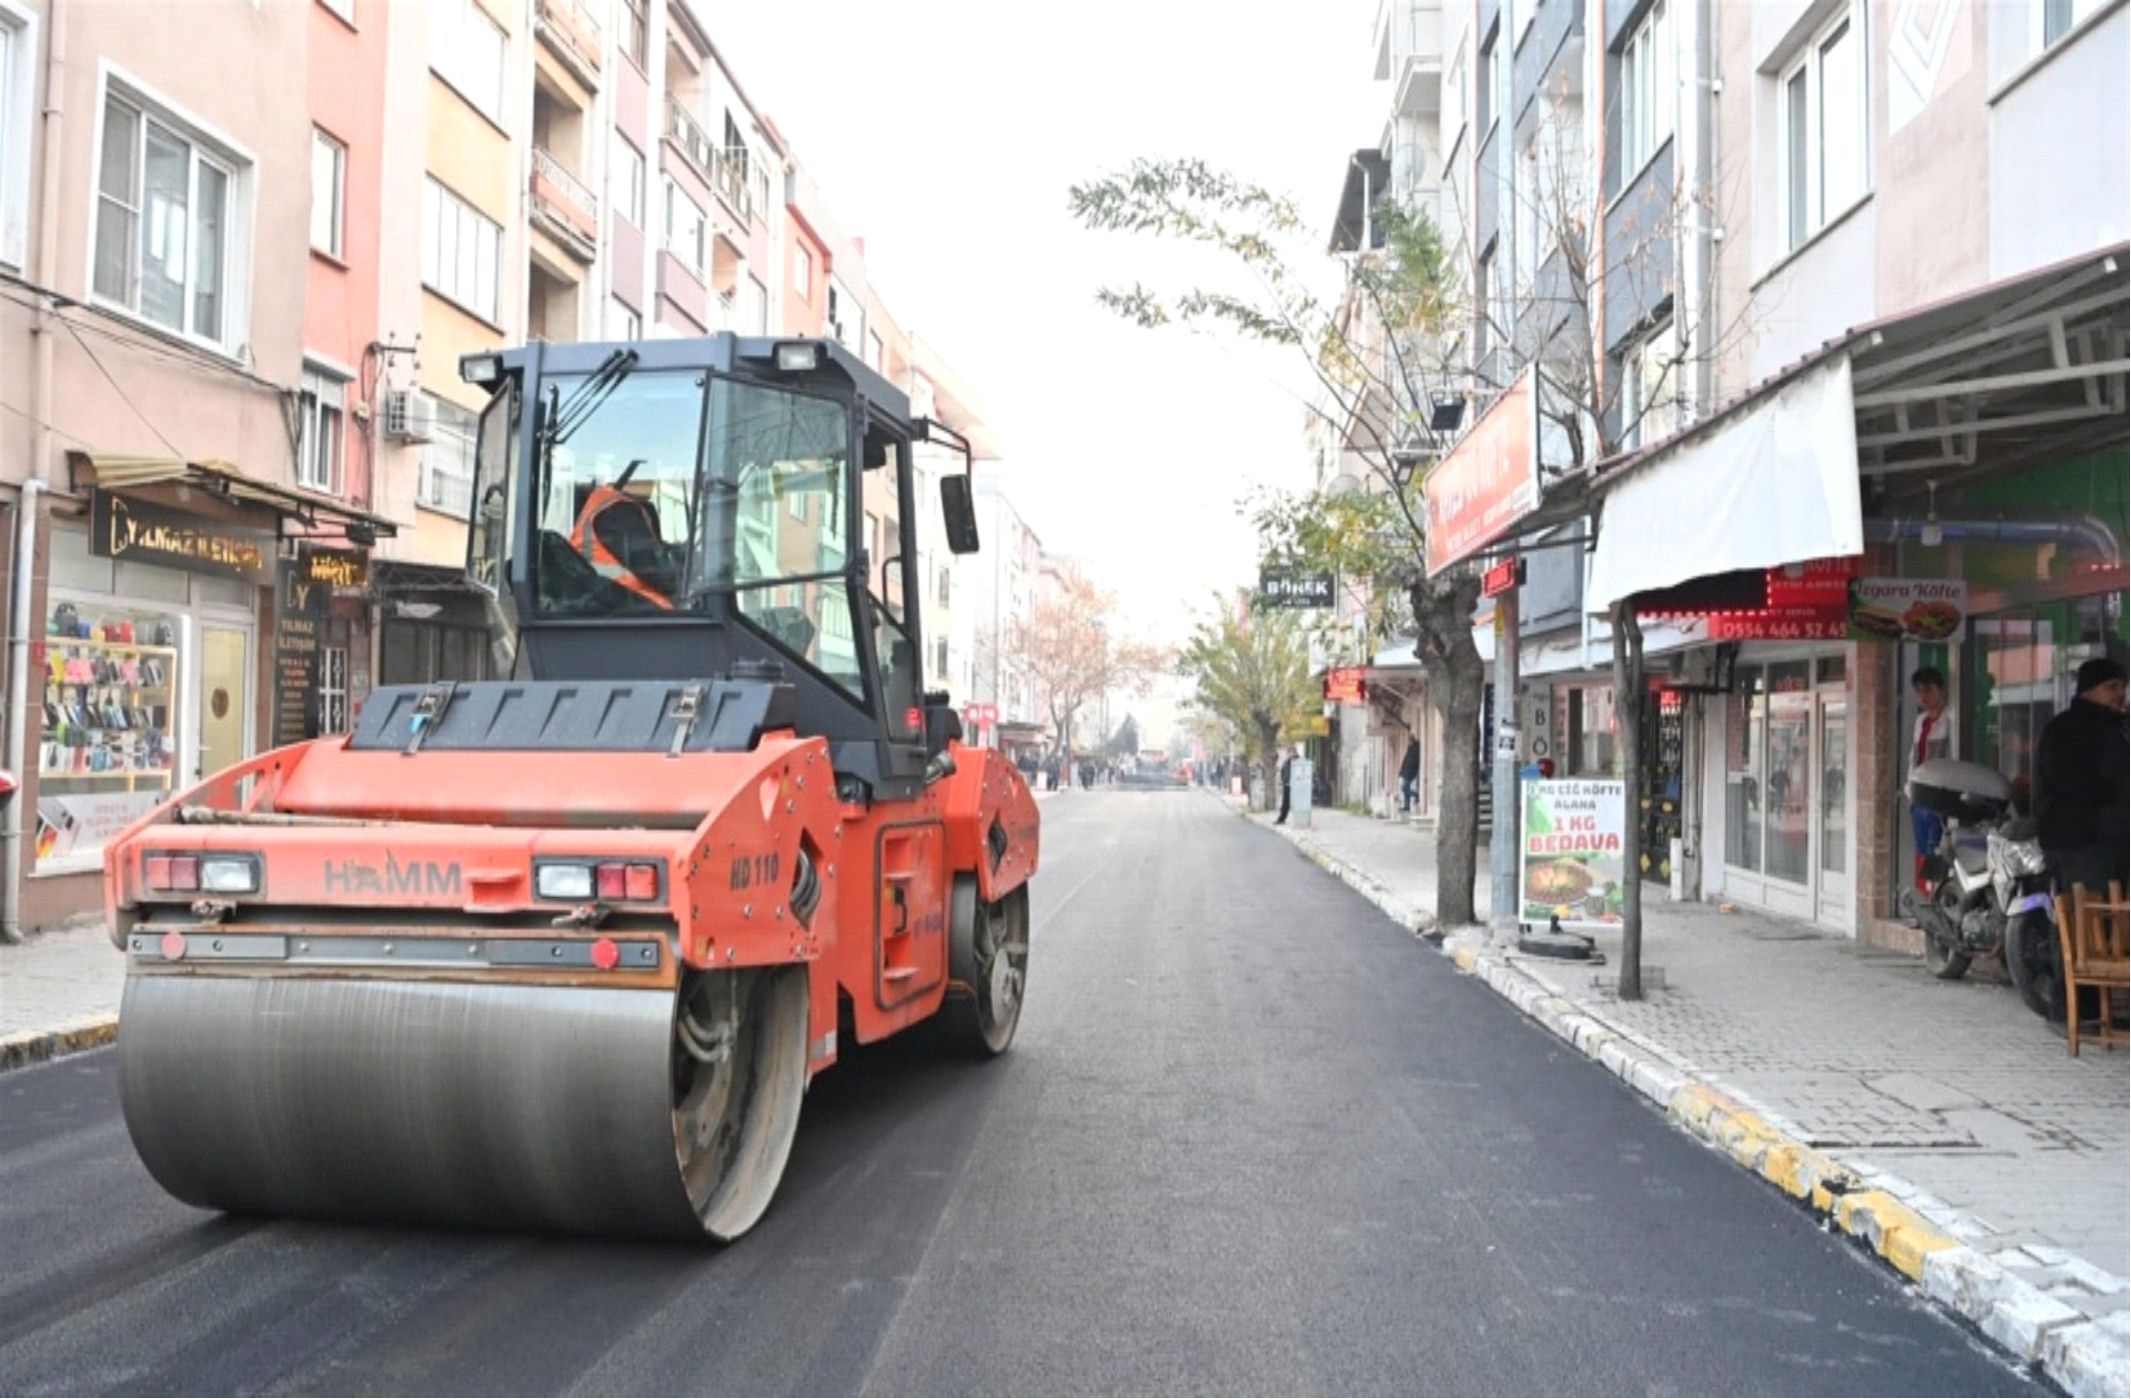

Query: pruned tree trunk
[
  {"left": 1412, "top": 573, "right": 1485, "bottom": 927},
  {"left": 1256, "top": 716, "right": 1280, "bottom": 812},
  {"left": 1611, "top": 602, "right": 1646, "bottom": 1000}
]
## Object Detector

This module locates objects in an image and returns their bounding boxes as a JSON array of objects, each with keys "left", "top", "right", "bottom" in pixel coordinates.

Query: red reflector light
[
  {"left": 145, "top": 855, "right": 172, "bottom": 888},
  {"left": 590, "top": 936, "right": 620, "bottom": 971},
  {"left": 625, "top": 863, "right": 658, "bottom": 900},
  {"left": 159, "top": 932, "right": 187, "bottom": 961},
  {"left": 169, "top": 856, "right": 200, "bottom": 892},
  {"left": 905, "top": 707, "right": 923, "bottom": 732},
  {"left": 595, "top": 862, "right": 628, "bottom": 901}
]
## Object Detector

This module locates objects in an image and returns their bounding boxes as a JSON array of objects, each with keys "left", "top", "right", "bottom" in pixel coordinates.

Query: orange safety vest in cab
[{"left": 569, "top": 486, "right": 678, "bottom": 610}]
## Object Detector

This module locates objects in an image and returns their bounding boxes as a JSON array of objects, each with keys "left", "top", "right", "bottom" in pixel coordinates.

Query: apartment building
[
  {"left": 966, "top": 467, "right": 1044, "bottom": 754},
  {"left": 1346, "top": 0, "right": 2127, "bottom": 947},
  {"left": 0, "top": 0, "right": 397, "bottom": 933}
]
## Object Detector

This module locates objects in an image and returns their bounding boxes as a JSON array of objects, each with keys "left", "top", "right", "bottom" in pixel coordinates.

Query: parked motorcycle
[{"left": 1904, "top": 759, "right": 2056, "bottom": 989}]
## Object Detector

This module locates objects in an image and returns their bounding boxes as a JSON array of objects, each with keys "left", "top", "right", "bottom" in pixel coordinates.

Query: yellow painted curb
[
  {"left": 1450, "top": 947, "right": 1478, "bottom": 971},
  {"left": 1882, "top": 1214, "right": 1963, "bottom": 1282},
  {"left": 0, "top": 1015, "right": 119, "bottom": 1071}
]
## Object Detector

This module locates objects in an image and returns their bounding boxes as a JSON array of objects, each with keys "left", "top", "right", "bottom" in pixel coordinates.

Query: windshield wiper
[{"left": 544, "top": 349, "right": 639, "bottom": 448}]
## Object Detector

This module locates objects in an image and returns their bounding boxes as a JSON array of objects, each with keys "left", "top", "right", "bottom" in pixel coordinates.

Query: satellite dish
[{"left": 1326, "top": 471, "right": 1364, "bottom": 498}]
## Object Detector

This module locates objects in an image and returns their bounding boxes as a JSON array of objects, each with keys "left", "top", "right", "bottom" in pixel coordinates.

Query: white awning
[{"left": 1585, "top": 355, "right": 1864, "bottom": 613}]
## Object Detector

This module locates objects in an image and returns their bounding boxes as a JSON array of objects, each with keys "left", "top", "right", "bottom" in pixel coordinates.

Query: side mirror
[{"left": 941, "top": 474, "right": 980, "bottom": 555}]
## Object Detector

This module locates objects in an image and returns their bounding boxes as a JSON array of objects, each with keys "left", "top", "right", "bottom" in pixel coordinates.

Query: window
[
  {"left": 614, "top": 136, "right": 644, "bottom": 228},
  {"left": 663, "top": 178, "right": 705, "bottom": 273},
  {"left": 794, "top": 241, "right": 812, "bottom": 299},
  {"left": 1777, "top": 5, "right": 1865, "bottom": 253},
  {"left": 94, "top": 88, "right": 240, "bottom": 346},
  {"left": 826, "top": 282, "right": 844, "bottom": 342},
  {"left": 1514, "top": 142, "right": 1539, "bottom": 292},
  {"left": 1620, "top": 316, "right": 1678, "bottom": 450},
  {"left": 619, "top": 0, "right": 647, "bottom": 69},
  {"left": 318, "top": 0, "right": 357, "bottom": 22},
  {"left": 866, "top": 330, "right": 884, "bottom": 373},
  {"left": 420, "top": 176, "right": 501, "bottom": 322},
  {"left": 753, "top": 167, "right": 771, "bottom": 223},
  {"left": 1478, "top": 27, "right": 1497, "bottom": 130},
  {"left": 310, "top": 128, "right": 345, "bottom": 257},
  {"left": 318, "top": 646, "right": 349, "bottom": 734},
  {"left": 298, "top": 368, "right": 347, "bottom": 495},
  {"left": 419, "top": 396, "right": 477, "bottom": 517},
  {"left": 0, "top": 7, "right": 26, "bottom": 269},
  {"left": 936, "top": 563, "right": 950, "bottom": 608},
  {"left": 2037, "top": 0, "right": 2107, "bottom": 52},
  {"left": 609, "top": 296, "right": 640, "bottom": 341},
  {"left": 1620, "top": 0, "right": 1672, "bottom": 177},
  {"left": 429, "top": 0, "right": 506, "bottom": 127},
  {"left": 744, "top": 275, "right": 768, "bottom": 334},
  {"left": 1474, "top": 245, "right": 1494, "bottom": 364}
]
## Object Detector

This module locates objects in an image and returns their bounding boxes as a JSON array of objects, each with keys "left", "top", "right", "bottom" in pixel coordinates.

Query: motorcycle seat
[{"left": 1954, "top": 846, "right": 1990, "bottom": 876}]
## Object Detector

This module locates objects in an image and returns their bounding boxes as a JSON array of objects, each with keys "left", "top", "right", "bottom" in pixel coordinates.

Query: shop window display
[{"left": 37, "top": 601, "right": 180, "bottom": 869}]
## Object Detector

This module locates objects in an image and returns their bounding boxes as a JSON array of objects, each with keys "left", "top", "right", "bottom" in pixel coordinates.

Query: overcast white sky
[{"left": 708, "top": 1, "right": 1385, "bottom": 653}]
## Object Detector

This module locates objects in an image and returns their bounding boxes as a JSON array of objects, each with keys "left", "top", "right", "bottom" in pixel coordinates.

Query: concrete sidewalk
[
  {"left": 0, "top": 920, "right": 123, "bottom": 1068},
  {"left": 1250, "top": 798, "right": 2129, "bottom": 1395}
]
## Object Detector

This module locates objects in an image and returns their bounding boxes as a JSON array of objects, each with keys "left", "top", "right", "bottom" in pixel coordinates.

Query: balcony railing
[
  {"left": 530, "top": 147, "right": 599, "bottom": 256},
  {"left": 535, "top": 0, "right": 604, "bottom": 82},
  {"left": 663, "top": 98, "right": 753, "bottom": 221}
]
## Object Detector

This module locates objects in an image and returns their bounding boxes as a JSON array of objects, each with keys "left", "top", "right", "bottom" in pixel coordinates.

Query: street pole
[{"left": 1488, "top": 569, "right": 1521, "bottom": 936}]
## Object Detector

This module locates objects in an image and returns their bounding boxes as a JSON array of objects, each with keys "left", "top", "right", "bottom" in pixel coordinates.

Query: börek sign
[{"left": 1847, "top": 578, "right": 1966, "bottom": 643}]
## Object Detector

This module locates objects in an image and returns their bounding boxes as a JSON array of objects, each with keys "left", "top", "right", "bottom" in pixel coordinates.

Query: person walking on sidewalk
[
  {"left": 1274, "top": 747, "right": 1295, "bottom": 826},
  {"left": 2035, "top": 656, "right": 2129, "bottom": 897},
  {"left": 1907, "top": 666, "right": 1955, "bottom": 893},
  {"left": 1399, "top": 736, "right": 1421, "bottom": 816}
]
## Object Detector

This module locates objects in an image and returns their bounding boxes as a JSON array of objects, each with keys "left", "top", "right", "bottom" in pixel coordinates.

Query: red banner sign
[
  {"left": 1324, "top": 667, "right": 1368, "bottom": 704},
  {"left": 1424, "top": 370, "right": 1539, "bottom": 576},
  {"left": 961, "top": 704, "right": 998, "bottom": 727},
  {"left": 1481, "top": 556, "right": 1524, "bottom": 598}
]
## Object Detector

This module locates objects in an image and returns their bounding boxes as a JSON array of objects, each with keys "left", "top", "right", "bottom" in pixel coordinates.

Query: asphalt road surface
[{"left": 0, "top": 791, "right": 2040, "bottom": 1396}]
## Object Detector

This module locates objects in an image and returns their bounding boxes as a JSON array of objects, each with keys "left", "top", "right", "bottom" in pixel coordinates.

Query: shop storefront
[
  {"left": 19, "top": 458, "right": 393, "bottom": 929},
  {"left": 1717, "top": 650, "right": 1851, "bottom": 928}
]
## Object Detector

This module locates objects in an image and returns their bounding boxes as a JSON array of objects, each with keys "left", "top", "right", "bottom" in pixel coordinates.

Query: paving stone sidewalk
[
  {"left": 0, "top": 919, "right": 123, "bottom": 1067},
  {"left": 1248, "top": 799, "right": 2129, "bottom": 1391}
]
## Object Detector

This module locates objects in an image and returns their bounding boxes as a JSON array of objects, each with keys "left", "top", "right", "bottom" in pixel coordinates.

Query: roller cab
[{"left": 105, "top": 335, "right": 1038, "bottom": 1241}]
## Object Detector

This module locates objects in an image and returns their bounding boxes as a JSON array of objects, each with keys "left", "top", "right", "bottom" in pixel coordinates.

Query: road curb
[
  {"left": 1242, "top": 805, "right": 2128, "bottom": 1397},
  {"left": 0, "top": 1014, "right": 119, "bottom": 1072}
]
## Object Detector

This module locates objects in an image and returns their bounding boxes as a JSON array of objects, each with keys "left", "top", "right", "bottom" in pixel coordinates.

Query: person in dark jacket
[
  {"left": 1399, "top": 737, "right": 1422, "bottom": 815},
  {"left": 1274, "top": 747, "right": 1295, "bottom": 825},
  {"left": 2035, "top": 657, "right": 2129, "bottom": 896}
]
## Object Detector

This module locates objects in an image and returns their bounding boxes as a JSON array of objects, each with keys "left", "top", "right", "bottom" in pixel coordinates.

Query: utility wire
[
  {"left": 60, "top": 316, "right": 184, "bottom": 460},
  {"left": 0, "top": 270, "right": 289, "bottom": 397},
  {"left": 0, "top": 394, "right": 99, "bottom": 451}
]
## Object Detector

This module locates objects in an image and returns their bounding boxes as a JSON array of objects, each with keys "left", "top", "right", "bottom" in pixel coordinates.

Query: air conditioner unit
[{"left": 384, "top": 389, "right": 436, "bottom": 444}]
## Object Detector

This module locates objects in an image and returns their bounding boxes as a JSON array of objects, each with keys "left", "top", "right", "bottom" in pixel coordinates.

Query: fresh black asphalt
[{"left": 0, "top": 790, "right": 2041, "bottom": 1395}]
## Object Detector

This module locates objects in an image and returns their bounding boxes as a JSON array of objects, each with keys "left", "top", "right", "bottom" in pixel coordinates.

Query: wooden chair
[{"left": 2053, "top": 882, "right": 2130, "bottom": 1056}]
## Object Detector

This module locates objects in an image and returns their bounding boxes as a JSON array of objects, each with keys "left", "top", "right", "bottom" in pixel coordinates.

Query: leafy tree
[
  {"left": 1070, "top": 162, "right": 1488, "bottom": 923},
  {"left": 1178, "top": 596, "right": 1320, "bottom": 808},
  {"left": 1103, "top": 714, "right": 1141, "bottom": 760}
]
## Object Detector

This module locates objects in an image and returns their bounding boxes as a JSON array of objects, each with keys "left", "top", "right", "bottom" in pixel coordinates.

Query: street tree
[
  {"left": 1017, "top": 567, "right": 1163, "bottom": 779},
  {"left": 1070, "top": 161, "right": 1490, "bottom": 924},
  {"left": 1177, "top": 595, "right": 1321, "bottom": 808}
]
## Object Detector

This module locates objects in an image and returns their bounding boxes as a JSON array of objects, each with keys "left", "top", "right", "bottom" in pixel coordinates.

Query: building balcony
[
  {"left": 1374, "top": 0, "right": 1443, "bottom": 117},
  {"left": 663, "top": 97, "right": 753, "bottom": 223},
  {"left": 535, "top": 0, "right": 604, "bottom": 89},
  {"left": 529, "top": 148, "right": 600, "bottom": 262}
]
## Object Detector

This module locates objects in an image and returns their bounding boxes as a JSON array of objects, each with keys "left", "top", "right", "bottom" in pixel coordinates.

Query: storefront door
[
  {"left": 1817, "top": 693, "right": 1851, "bottom": 924},
  {"left": 196, "top": 623, "right": 252, "bottom": 782}
]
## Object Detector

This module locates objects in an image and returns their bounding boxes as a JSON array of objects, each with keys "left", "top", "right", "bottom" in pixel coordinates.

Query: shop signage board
[
  {"left": 1323, "top": 667, "right": 1368, "bottom": 704},
  {"left": 1847, "top": 578, "right": 1966, "bottom": 643},
  {"left": 299, "top": 546, "right": 369, "bottom": 591},
  {"left": 36, "top": 789, "right": 164, "bottom": 864},
  {"left": 273, "top": 564, "right": 325, "bottom": 749},
  {"left": 1259, "top": 568, "right": 1335, "bottom": 609},
  {"left": 961, "top": 703, "right": 997, "bottom": 727},
  {"left": 1519, "top": 779, "right": 1628, "bottom": 930},
  {"left": 1423, "top": 368, "right": 1539, "bottom": 576},
  {"left": 1480, "top": 556, "right": 1525, "bottom": 598},
  {"left": 89, "top": 490, "right": 272, "bottom": 583}
]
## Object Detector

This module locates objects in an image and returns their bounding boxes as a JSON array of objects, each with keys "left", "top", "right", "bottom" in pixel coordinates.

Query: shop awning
[
  {"left": 71, "top": 455, "right": 401, "bottom": 537},
  {"left": 1585, "top": 354, "right": 1863, "bottom": 614},
  {"left": 1583, "top": 244, "right": 2127, "bottom": 616}
]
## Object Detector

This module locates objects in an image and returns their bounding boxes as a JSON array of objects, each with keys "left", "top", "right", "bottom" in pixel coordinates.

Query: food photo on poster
[{"left": 1519, "top": 779, "right": 1628, "bottom": 929}]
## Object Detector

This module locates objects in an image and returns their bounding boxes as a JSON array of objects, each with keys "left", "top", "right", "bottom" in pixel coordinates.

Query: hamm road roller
[{"left": 104, "top": 335, "right": 1039, "bottom": 1241}]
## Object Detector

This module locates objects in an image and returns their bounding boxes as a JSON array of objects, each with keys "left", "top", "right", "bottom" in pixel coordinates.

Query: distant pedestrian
[
  {"left": 1399, "top": 737, "right": 1421, "bottom": 815},
  {"left": 1274, "top": 747, "right": 1295, "bottom": 825}
]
